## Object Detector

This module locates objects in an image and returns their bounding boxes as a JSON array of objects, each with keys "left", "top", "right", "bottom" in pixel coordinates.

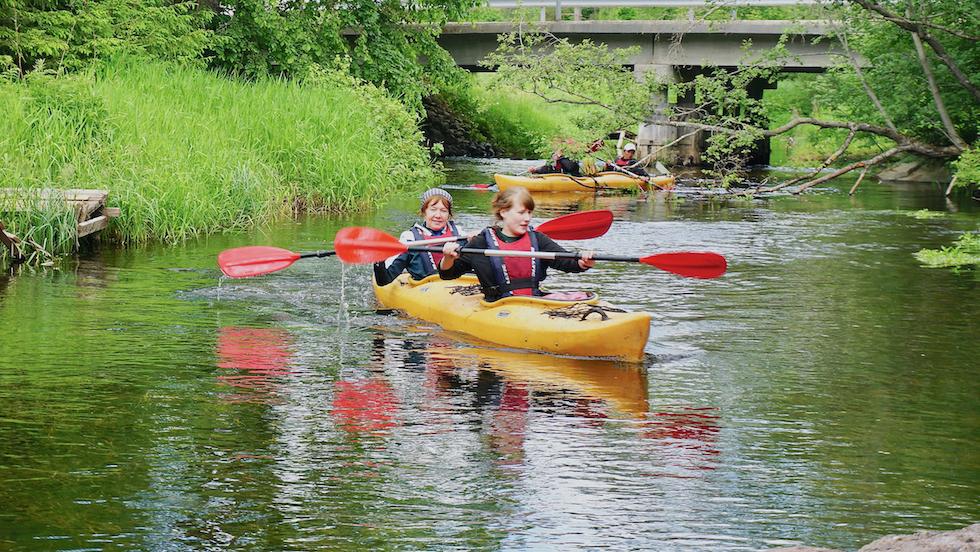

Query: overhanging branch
[{"left": 850, "top": 0, "right": 980, "bottom": 103}]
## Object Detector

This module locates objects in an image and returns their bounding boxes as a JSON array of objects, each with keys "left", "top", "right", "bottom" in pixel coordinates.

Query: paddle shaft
[
  {"left": 299, "top": 234, "right": 470, "bottom": 260},
  {"left": 410, "top": 245, "right": 638, "bottom": 263},
  {"left": 598, "top": 158, "right": 647, "bottom": 181}
]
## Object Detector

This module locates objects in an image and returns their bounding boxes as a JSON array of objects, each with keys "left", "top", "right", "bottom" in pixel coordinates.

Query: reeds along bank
[{"left": 0, "top": 58, "right": 439, "bottom": 259}]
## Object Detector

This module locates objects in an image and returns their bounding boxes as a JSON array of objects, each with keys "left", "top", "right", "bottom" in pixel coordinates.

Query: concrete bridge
[
  {"left": 439, "top": 20, "right": 838, "bottom": 71},
  {"left": 437, "top": 19, "right": 842, "bottom": 164}
]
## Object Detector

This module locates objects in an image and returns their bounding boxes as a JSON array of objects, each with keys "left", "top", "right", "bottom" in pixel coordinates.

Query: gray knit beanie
[{"left": 420, "top": 188, "right": 453, "bottom": 209}]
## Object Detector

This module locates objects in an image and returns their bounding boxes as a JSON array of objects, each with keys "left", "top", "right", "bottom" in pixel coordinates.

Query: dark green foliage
[
  {"left": 0, "top": 0, "right": 211, "bottom": 75},
  {"left": 205, "top": 0, "right": 477, "bottom": 111},
  {"left": 814, "top": 3, "right": 979, "bottom": 147}
]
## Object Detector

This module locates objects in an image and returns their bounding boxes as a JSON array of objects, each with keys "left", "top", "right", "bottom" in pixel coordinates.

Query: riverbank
[
  {"left": 773, "top": 523, "right": 979, "bottom": 551},
  {"left": 0, "top": 58, "right": 438, "bottom": 260},
  {"left": 424, "top": 74, "right": 586, "bottom": 159}
]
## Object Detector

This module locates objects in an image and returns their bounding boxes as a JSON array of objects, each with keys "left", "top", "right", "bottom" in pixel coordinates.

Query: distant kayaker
[
  {"left": 528, "top": 148, "right": 582, "bottom": 177},
  {"left": 438, "top": 187, "right": 595, "bottom": 302},
  {"left": 374, "top": 188, "right": 467, "bottom": 286},
  {"left": 611, "top": 143, "right": 650, "bottom": 181}
]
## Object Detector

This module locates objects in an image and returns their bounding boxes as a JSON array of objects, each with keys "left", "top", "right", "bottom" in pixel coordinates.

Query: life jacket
[
  {"left": 613, "top": 157, "right": 632, "bottom": 168},
  {"left": 410, "top": 220, "right": 460, "bottom": 276},
  {"left": 483, "top": 227, "right": 542, "bottom": 299}
]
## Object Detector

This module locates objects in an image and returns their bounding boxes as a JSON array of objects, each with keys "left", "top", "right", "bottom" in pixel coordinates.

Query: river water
[{"left": 1, "top": 159, "right": 977, "bottom": 550}]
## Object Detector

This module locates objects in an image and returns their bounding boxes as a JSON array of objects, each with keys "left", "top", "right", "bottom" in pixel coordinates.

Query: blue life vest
[{"left": 410, "top": 220, "right": 460, "bottom": 277}]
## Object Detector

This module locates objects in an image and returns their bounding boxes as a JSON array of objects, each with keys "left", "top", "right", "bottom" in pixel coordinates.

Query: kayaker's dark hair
[
  {"left": 420, "top": 195, "right": 453, "bottom": 218},
  {"left": 492, "top": 187, "right": 535, "bottom": 221}
]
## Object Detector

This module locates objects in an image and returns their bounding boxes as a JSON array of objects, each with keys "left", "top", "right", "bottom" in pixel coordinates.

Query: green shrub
[
  {"left": 951, "top": 146, "right": 980, "bottom": 186},
  {"left": 914, "top": 232, "right": 980, "bottom": 268}
]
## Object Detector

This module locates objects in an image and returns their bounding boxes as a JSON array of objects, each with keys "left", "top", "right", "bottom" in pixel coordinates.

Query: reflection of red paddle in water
[
  {"left": 489, "top": 383, "right": 529, "bottom": 465},
  {"left": 641, "top": 406, "right": 721, "bottom": 474},
  {"left": 216, "top": 327, "right": 293, "bottom": 403},
  {"left": 332, "top": 378, "right": 399, "bottom": 433}
]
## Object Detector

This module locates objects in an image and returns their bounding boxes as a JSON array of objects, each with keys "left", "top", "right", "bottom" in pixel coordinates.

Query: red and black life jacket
[
  {"left": 410, "top": 220, "right": 460, "bottom": 276},
  {"left": 483, "top": 227, "right": 543, "bottom": 299}
]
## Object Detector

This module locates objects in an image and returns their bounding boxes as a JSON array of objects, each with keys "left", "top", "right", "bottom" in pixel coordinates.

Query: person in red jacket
[
  {"left": 611, "top": 143, "right": 650, "bottom": 180},
  {"left": 438, "top": 187, "right": 595, "bottom": 303}
]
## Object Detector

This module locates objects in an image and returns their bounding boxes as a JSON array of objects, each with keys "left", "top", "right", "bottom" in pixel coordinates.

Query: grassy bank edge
[{"left": 0, "top": 58, "right": 440, "bottom": 261}]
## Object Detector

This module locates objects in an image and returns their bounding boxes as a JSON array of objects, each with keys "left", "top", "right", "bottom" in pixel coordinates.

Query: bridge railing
[{"left": 484, "top": 0, "right": 820, "bottom": 21}]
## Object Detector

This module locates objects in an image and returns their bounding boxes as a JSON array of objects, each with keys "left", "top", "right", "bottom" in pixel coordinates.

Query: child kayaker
[
  {"left": 438, "top": 187, "right": 595, "bottom": 302},
  {"left": 374, "top": 188, "right": 467, "bottom": 286}
]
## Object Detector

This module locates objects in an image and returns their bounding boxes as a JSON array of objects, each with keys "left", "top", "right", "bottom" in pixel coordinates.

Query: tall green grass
[
  {"left": 439, "top": 74, "right": 587, "bottom": 158},
  {"left": 0, "top": 195, "right": 79, "bottom": 264},
  {"left": 0, "top": 57, "right": 437, "bottom": 258},
  {"left": 470, "top": 83, "right": 587, "bottom": 158}
]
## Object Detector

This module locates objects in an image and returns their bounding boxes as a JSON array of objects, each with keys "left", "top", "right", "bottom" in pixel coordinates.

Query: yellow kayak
[
  {"left": 494, "top": 171, "right": 676, "bottom": 193},
  {"left": 374, "top": 274, "right": 651, "bottom": 362}
]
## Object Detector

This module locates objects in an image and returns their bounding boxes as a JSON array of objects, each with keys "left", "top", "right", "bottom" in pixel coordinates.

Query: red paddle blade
[
  {"left": 537, "top": 209, "right": 613, "bottom": 240},
  {"left": 640, "top": 252, "right": 727, "bottom": 279},
  {"left": 334, "top": 226, "right": 408, "bottom": 264},
  {"left": 218, "top": 246, "right": 301, "bottom": 278}
]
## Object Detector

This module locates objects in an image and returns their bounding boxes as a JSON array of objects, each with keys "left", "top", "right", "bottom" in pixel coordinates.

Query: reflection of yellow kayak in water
[
  {"left": 494, "top": 172, "right": 676, "bottom": 193},
  {"left": 374, "top": 274, "right": 651, "bottom": 362},
  {"left": 429, "top": 345, "right": 649, "bottom": 418}
]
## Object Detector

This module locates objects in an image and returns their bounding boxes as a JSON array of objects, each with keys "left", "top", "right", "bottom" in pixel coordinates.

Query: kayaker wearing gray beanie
[{"left": 373, "top": 188, "right": 469, "bottom": 286}]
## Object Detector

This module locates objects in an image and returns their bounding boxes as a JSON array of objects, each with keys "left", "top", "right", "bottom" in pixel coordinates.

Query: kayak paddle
[
  {"left": 334, "top": 226, "right": 727, "bottom": 279},
  {"left": 600, "top": 159, "right": 673, "bottom": 191},
  {"left": 218, "top": 209, "right": 615, "bottom": 279}
]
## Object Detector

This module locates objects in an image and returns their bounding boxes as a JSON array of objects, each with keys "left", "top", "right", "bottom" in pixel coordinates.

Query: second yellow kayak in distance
[{"left": 494, "top": 171, "right": 676, "bottom": 193}]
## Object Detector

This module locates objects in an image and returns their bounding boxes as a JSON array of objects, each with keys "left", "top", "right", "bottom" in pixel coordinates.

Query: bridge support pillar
[{"left": 633, "top": 64, "right": 702, "bottom": 165}]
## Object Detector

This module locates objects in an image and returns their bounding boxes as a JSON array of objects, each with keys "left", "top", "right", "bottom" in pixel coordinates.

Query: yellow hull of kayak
[
  {"left": 494, "top": 172, "right": 676, "bottom": 193},
  {"left": 374, "top": 274, "right": 651, "bottom": 362}
]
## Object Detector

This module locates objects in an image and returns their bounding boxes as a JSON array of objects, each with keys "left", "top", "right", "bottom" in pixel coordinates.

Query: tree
[
  {"left": 204, "top": 0, "right": 478, "bottom": 111},
  {"left": 484, "top": 0, "right": 979, "bottom": 191},
  {"left": 0, "top": 0, "right": 210, "bottom": 75}
]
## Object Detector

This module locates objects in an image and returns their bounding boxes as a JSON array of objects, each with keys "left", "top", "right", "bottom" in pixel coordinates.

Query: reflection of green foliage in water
[
  {"left": 906, "top": 209, "right": 946, "bottom": 220},
  {"left": 915, "top": 231, "right": 980, "bottom": 268},
  {"left": 0, "top": 171, "right": 979, "bottom": 549}
]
